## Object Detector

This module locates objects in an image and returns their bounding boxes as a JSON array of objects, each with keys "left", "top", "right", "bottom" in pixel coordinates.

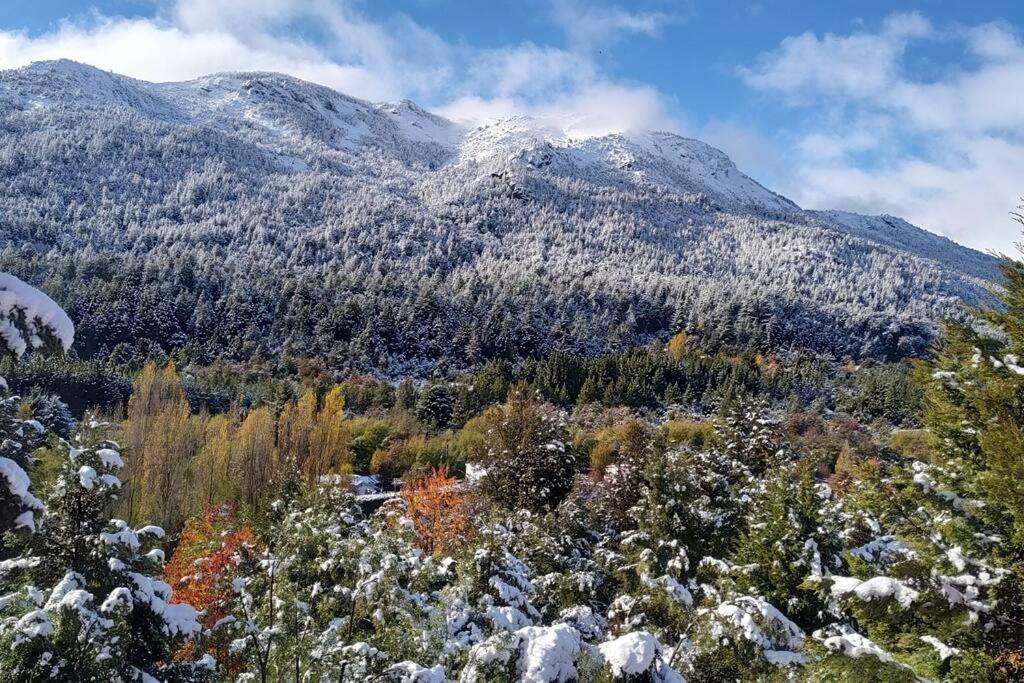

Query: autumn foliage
[
  {"left": 164, "top": 505, "right": 255, "bottom": 628},
  {"left": 399, "top": 466, "right": 473, "bottom": 555},
  {"left": 121, "top": 363, "right": 355, "bottom": 531}
]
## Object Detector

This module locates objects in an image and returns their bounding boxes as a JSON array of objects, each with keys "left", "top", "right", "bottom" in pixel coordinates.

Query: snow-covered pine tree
[
  {"left": 415, "top": 384, "right": 456, "bottom": 431},
  {"left": 215, "top": 477, "right": 452, "bottom": 681},
  {"left": 791, "top": 247, "right": 1024, "bottom": 680},
  {"left": 0, "top": 420, "right": 210, "bottom": 681},
  {"left": 0, "top": 273, "right": 74, "bottom": 537},
  {"left": 476, "top": 383, "right": 577, "bottom": 512},
  {"left": 0, "top": 275, "right": 209, "bottom": 680}
]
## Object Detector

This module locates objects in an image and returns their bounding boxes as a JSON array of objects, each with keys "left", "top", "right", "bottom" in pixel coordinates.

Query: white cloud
[
  {"left": 0, "top": 12, "right": 416, "bottom": 101},
  {"left": 739, "top": 13, "right": 1024, "bottom": 253},
  {"left": 794, "top": 134, "right": 1024, "bottom": 253},
  {"left": 439, "top": 80, "right": 679, "bottom": 137},
  {"left": 548, "top": 0, "right": 678, "bottom": 48},
  {"left": 964, "top": 20, "right": 1022, "bottom": 62},
  {"left": 738, "top": 12, "right": 932, "bottom": 99},
  {"left": 464, "top": 43, "right": 598, "bottom": 100},
  {"left": 0, "top": 0, "right": 677, "bottom": 137},
  {"left": 435, "top": 39, "right": 679, "bottom": 134}
]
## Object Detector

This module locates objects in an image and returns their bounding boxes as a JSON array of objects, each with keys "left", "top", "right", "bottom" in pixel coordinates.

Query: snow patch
[{"left": 598, "top": 631, "right": 658, "bottom": 677}]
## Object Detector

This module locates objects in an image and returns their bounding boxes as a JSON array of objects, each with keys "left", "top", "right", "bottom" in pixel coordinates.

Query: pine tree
[
  {"left": 872, "top": 246, "right": 1024, "bottom": 678},
  {"left": 477, "top": 384, "right": 577, "bottom": 512},
  {"left": 0, "top": 389, "right": 46, "bottom": 542},
  {"left": 0, "top": 420, "right": 209, "bottom": 681},
  {"left": 415, "top": 383, "right": 455, "bottom": 430},
  {"left": 731, "top": 461, "right": 841, "bottom": 629},
  {"left": 0, "top": 273, "right": 73, "bottom": 540}
]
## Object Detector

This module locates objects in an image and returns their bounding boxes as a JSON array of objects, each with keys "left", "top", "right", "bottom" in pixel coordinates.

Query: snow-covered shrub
[
  {"left": 0, "top": 273, "right": 73, "bottom": 538},
  {"left": 0, "top": 273, "right": 74, "bottom": 359},
  {"left": 0, "top": 420, "right": 208, "bottom": 681}
]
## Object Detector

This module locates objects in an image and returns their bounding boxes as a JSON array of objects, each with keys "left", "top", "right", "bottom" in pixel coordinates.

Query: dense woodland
[
  {"left": 0, "top": 227, "right": 1023, "bottom": 680},
  {"left": 0, "top": 61, "right": 1003, "bottom": 376}
]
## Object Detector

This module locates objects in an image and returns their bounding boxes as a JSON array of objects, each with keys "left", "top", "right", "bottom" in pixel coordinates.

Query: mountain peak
[
  {"left": 10, "top": 59, "right": 120, "bottom": 88},
  {"left": 0, "top": 61, "right": 1000, "bottom": 352},
  {"left": 20, "top": 58, "right": 105, "bottom": 75},
  {"left": 0, "top": 62, "right": 810, "bottom": 213}
]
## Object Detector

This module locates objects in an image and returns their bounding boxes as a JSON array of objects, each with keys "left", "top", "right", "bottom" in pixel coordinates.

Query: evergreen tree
[
  {"left": 0, "top": 273, "right": 73, "bottom": 539},
  {"left": 731, "top": 461, "right": 842, "bottom": 629},
  {"left": 477, "top": 384, "right": 577, "bottom": 512},
  {"left": 414, "top": 383, "right": 455, "bottom": 430},
  {"left": 0, "top": 421, "right": 208, "bottom": 681}
]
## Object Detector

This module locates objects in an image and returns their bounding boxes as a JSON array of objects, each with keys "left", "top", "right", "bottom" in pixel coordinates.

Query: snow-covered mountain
[{"left": 0, "top": 60, "right": 1003, "bottom": 370}]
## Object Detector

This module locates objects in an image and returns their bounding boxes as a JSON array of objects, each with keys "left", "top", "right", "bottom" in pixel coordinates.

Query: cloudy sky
[{"left": 1, "top": 0, "right": 1022, "bottom": 253}]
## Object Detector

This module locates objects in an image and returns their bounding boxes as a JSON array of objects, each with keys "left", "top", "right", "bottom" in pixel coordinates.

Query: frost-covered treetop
[{"left": 0, "top": 273, "right": 74, "bottom": 357}]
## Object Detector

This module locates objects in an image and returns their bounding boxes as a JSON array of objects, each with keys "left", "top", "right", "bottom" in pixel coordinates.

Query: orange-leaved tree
[
  {"left": 399, "top": 465, "right": 474, "bottom": 555},
  {"left": 164, "top": 505, "right": 255, "bottom": 628}
]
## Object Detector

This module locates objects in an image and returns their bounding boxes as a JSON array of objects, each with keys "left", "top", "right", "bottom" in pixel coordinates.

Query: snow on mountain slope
[
  {"left": 0, "top": 59, "right": 174, "bottom": 119},
  {"left": 0, "top": 61, "right": 990, "bottom": 254},
  {"left": 378, "top": 99, "right": 463, "bottom": 148},
  {"left": 146, "top": 71, "right": 459, "bottom": 167},
  {"left": 809, "top": 210, "right": 999, "bottom": 282},
  {"left": 580, "top": 131, "right": 798, "bottom": 213},
  {"left": 0, "top": 62, "right": 829, "bottom": 215},
  {"left": 0, "top": 60, "right": 1005, "bottom": 368}
]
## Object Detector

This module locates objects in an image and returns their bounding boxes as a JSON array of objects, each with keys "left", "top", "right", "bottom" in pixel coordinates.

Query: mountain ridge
[
  {"left": 5, "top": 60, "right": 991, "bottom": 264},
  {"left": 0, "top": 60, "right": 1003, "bottom": 371}
]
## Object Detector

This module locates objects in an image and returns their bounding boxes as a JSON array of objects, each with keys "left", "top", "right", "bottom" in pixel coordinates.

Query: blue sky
[{"left": 1, "top": 1, "right": 1022, "bottom": 252}]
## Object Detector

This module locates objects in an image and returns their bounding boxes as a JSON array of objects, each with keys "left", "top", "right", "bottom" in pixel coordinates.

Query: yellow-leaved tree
[
  {"left": 192, "top": 410, "right": 238, "bottom": 508},
  {"left": 234, "top": 406, "right": 277, "bottom": 512},
  {"left": 277, "top": 389, "right": 318, "bottom": 483},
  {"left": 667, "top": 330, "right": 689, "bottom": 361},
  {"left": 122, "top": 361, "right": 205, "bottom": 531},
  {"left": 309, "top": 386, "right": 351, "bottom": 484}
]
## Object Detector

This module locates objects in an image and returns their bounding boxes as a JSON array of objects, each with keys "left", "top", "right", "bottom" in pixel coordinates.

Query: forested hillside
[
  {"left": 1, "top": 236, "right": 1023, "bottom": 680},
  {"left": 0, "top": 60, "right": 1002, "bottom": 375}
]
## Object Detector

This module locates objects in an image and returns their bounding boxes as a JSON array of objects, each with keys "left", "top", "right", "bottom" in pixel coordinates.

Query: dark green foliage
[
  {"left": 478, "top": 384, "right": 577, "bottom": 512},
  {"left": 340, "top": 376, "right": 395, "bottom": 413},
  {"left": 0, "top": 393, "right": 46, "bottom": 545},
  {"left": 732, "top": 462, "right": 841, "bottom": 629},
  {"left": 0, "top": 421, "right": 208, "bottom": 682},
  {"left": 640, "top": 447, "right": 747, "bottom": 563},
  {"left": 415, "top": 383, "right": 455, "bottom": 430},
  {"left": 0, "top": 355, "right": 131, "bottom": 417},
  {"left": 839, "top": 361, "right": 923, "bottom": 426},
  {"left": 524, "top": 347, "right": 767, "bottom": 409}
]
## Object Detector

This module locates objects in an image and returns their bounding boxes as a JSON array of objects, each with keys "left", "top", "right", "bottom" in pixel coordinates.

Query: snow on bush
[
  {"left": 517, "top": 624, "right": 581, "bottom": 682},
  {"left": 817, "top": 624, "right": 895, "bottom": 663},
  {"left": 0, "top": 273, "right": 74, "bottom": 356},
  {"left": 829, "top": 575, "right": 920, "bottom": 608},
  {"left": 598, "top": 631, "right": 658, "bottom": 676}
]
